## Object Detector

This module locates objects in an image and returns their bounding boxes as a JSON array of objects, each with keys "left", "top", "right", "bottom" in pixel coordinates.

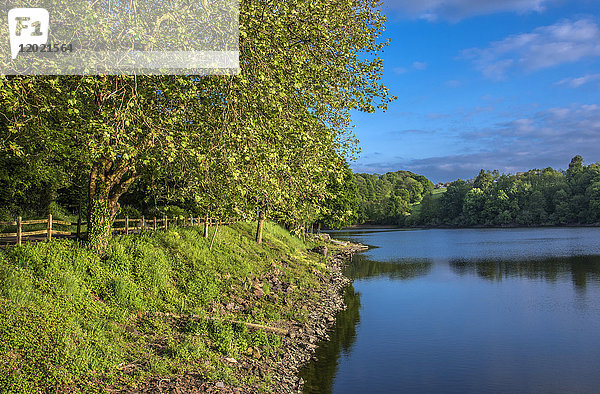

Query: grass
[
  {"left": 0, "top": 202, "right": 88, "bottom": 239},
  {"left": 0, "top": 222, "right": 327, "bottom": 392},
  {"left": 431, "top": 187, "right": 447, "bottom": 198},
  {"left": 410, "top": 188, "right": 447, "bottom": 217}
]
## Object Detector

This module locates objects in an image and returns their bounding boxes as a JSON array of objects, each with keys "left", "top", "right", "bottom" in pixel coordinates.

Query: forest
[
  {"left": 352, "top": 171, "right": 433, "bottom": 224},
  {"left": 352, "top": 155, "right": 600, "bottom": 227},
  {"left": 414, "top": 156, "right": 600, "bottom": 227}
]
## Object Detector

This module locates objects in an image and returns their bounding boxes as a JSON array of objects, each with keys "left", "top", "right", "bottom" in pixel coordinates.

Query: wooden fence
[{"left": 0, "top": 215, "right": 235, "bottom": 247}]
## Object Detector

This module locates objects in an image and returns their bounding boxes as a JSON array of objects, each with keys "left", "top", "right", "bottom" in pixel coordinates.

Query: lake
[{"left": 300, "top": 228, "right": 600, "bottom": 393}]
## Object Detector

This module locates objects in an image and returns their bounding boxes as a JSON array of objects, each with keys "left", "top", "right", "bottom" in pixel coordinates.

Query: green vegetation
[
  {"left": 414, "top": 156, "right": 600, "bottom": 226},
  {"left": 0, "top": 222, "right": 330, "bottom": 392},
  {"left": 0, "top": 0, "right": 393, "bottom": 250},
  {"left": 0, "top": 1, "right": 393, "bottom": 389},
  {"left": 352, "top": 171, "right": 434, "bottom": 225},
  {"left": 347, "top": 156, "right": 600, "bottom": 228}
]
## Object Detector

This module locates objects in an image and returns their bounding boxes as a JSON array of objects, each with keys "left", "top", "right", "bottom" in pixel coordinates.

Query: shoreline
[
  {"left": 338, "top": 223, "right": 600, "bottom": 230},
  {"left": 131, "top": 239, "right": 366, "bottom": 393},
  {"left": 272, "top": 242, "right": 366, "bottom": 393}
]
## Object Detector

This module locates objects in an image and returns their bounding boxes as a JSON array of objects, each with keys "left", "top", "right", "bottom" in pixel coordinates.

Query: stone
[
  {"left": 310, "top": 245, "right": 328, "bottom": 256},
  {"left": 330, "top": 239, "right": 347, "bottom": 246},
  {"left": 253, "top": 288, "right": 265, "bottom": 297}
]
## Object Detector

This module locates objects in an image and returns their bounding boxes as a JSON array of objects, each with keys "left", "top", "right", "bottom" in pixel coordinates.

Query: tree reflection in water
[
  {"left": 300, "top": 252, "right": 432, "bottom": 394},
  {"left": 344, "top": 252, "right": 432, "bottom": 281},
  {"left": 449, "top": 255, "right": 600, "bottom": 293},
  {"left": 299, "top": 285, "right": 361, "bottom": 394}
]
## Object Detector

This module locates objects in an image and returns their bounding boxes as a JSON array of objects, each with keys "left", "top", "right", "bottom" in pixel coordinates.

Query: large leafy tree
[
  {"left": 1, "top": 75, "right": 204, "bottom": 250},
  {"left": 0, "top": 0, "right": 393, "bottom": 249}
]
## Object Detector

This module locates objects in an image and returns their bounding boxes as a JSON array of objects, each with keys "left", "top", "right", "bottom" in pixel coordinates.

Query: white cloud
[
  {"left": 462, "top": 19, "right": 600, "bottom": 79},
  {"left": 354, "top": 103, "right": 600, "bottom": 182},
  {"left": 412, "top": 61, "right": 428, "bottom": 70},
  {"left": 445, "top": 80, "right": 462, "bottom": 88},
  {"left": 391, "top": 62, "right": 427, "bottom": 74},
  {"left": 385, "top": 0, "right": 549, "bottom": 21},
  {"left": 556, "top": 73, "right": 600, "bottom": 88}
]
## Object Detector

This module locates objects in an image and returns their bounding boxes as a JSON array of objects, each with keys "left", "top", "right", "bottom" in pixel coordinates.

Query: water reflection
[
  {"left": 301, "top": 253, "right": 432, "bottom": 393},
  {"left": 300, "top": 285, "right": 361, "bottom": 394},
  {"left": 449, "top": 255, "right": 600, "bottom": 291},
  {"left": 302, "top": 229, "right": 600, "bottom": 393},
  {"left": 344, "top": 253, "right": 432, "bottom": 281}
]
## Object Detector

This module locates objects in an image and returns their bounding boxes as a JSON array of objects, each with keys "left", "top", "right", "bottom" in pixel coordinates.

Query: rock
[
  {"left": 330, "top": 239, "right": 347, "bottom": 246},
  {"left": 253, "top": 288, "right": 264, "bottom": 297},
  {"left": 225, "top": 357, "right": 237, "bottom": 363},
  {"left": 310, "top": 245, "right": 328, "bottom": 256},
  {"left": 216, "top": 382, "right": 225, "bottom": 388}
]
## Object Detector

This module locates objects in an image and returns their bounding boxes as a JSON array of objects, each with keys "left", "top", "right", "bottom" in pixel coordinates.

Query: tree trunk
[
  {"left": 87, "top": 157, "right": 139, "bottom": 252},
  {"left": 204, "top": 213, "right": 209, "bottom": 238},
  {"left": 256, "top": 210, "right": 265, "bottom": 244}
]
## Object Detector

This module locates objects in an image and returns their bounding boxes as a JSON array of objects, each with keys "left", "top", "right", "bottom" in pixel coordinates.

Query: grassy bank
[{"left": 0, "top": 222, "right": 330, "bottom": 392}]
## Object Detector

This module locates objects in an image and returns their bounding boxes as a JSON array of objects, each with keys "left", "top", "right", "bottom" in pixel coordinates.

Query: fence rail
[{"left": 0, "top": 215, "right": 235, "bottom": 247}]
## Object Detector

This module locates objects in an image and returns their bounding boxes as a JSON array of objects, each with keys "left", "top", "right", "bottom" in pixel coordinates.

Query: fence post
[
  {"left": 204, "top": 213, "right": 209, "bottom": 238},
  {"left": 164, "top": 215, "right": 167, "bottom": 230},
  {"left": 175, "top": 217, "right": 178, "bottom": 227},
  {"left": 125, "top": 216, "right": 129, "bottom": 235},
  {"left": 141, "top": 215, "right": 145, "bottom": 229},
  {"left": 190, "top": 216, "right": 193, "bottom": 226},
  {"left": 77, "top": 215, "right": 81, "bottom": 239},
  {"left": 16, "top": 216, "right": 22, "bottom": 247},
  {"left": 47, "top": 214, "right": 52, "bottom": 241},
  {"left": 153, "top": 217, "right": 157, "bottom": 231}
]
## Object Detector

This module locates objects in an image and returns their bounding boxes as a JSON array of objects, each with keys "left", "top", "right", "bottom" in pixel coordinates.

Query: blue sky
[{"left": 350, "top": 0, "right": 600, "bottom": 183}]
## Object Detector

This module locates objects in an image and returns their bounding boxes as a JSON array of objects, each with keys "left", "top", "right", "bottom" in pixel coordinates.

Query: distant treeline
[
  {"left": 414, "top": 156, "right": 600, "bottom": 226},
  {"left": 350, "top": 156, "right": 600, "bottom": 227},
  {"left": 352, "top": 171, "right": 433, "bottom": 224}
]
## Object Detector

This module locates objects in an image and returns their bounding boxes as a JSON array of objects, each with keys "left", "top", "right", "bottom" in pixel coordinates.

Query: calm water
[{"left": 300, "top": 228, "right": 600, "bottom": 393}]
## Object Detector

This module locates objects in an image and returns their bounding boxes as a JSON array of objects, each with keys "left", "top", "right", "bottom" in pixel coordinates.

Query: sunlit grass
[{"left": 0, "top": 222, "right": 323, "bottom": 392}]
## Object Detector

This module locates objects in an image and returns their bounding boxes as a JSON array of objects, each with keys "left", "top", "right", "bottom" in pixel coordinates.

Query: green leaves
[{"left": 0, "top": 0, "right": 393, "bottom": 233}]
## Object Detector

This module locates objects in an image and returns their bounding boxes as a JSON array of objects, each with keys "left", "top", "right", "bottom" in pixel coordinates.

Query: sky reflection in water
[{"left": 300, "top": 228, "right": 600, "bottom": 394}]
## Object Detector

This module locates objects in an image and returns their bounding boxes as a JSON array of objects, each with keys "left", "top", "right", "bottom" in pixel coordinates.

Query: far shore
[{"left": 329, "top": 223, "right": 600, "bottom": 231}]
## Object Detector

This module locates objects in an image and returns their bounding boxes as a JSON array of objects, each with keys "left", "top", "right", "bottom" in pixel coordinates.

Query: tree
[
  {"left": 463, "top": 188, "right": 485, "bottom": 225},
  {"left": 1, "top": 0, "right": 394, "bottom": 249},
  {"left": 440, "top": 179, "right": 471, "bottom": 223},
  {"left": 473, "top": 169, "right": 494, "bottom": 191},
  {"left": 320, "top": 163, "right": 359, "bottom": 229}
]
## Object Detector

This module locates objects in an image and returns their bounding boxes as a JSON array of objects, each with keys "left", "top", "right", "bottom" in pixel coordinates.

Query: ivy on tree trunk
[{"left": 87, "top": 157, "right": 139, "bottom": 251}]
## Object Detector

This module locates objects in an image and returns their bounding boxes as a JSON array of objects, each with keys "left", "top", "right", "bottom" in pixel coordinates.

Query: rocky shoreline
[
  {"left": 132, "top": 240, "right": 366, "bottom": 393},
  {"left": 268, "top": 242, "right": 366, "bottom": 393}
]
